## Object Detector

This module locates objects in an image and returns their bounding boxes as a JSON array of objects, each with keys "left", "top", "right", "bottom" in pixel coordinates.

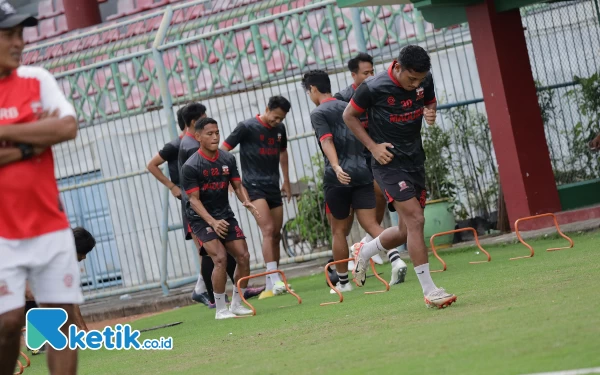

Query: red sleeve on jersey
[
  {"left": 425, "top": 97, "right": 437, "bottom": 105},
  {"left": 319, "top": 133, "right": 333, "bottom": 142},
  {"left": 350, "top": 99, "right": 365, "bottom": 113},
  {"left": 186, "top": 187, "right": 200, "bottom": 194}
]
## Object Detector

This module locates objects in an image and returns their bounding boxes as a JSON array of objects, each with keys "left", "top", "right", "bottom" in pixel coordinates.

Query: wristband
[{"left": 17, "top": 143, "right": 34, "bottom": 160}]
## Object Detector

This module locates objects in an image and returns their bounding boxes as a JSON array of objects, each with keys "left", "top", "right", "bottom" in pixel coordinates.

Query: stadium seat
[
  {"left": 55, "top": 0, "right": 65, "bottom": 15},
  {"left": 195, "top": 69, "right": 214, "bottom": 93},
  {"left": 57, "top": 15, "right": 68, "bottom": 34},
  {"left": 107, "top": 0, "right": 135, "bottom": 20},
  {"left": 184, "top": 4, "right": 205, "bottom": 22},
  {"left": 261, "top": 23, "right": 292, "bottom": 46},
  {"left": 145, "top": 15, "right": 162, "bottom": 32},
  {"left": 266, "top": 50, "right": 285, "bottom": 74},
  {"left": 124, "top": 20, "right": 146, "bottom": 37},
  {"left": 23, "top": 26, "right": 40, "bottom": 43},
  {"left": 137, "top": 0, "right": 168, "bottom": 11},
  {"left": 39, "top": 18, "right": 57, "bottom": 39},
  {"left": 239, "top": 58, "right": 260, "bottom": 80},
  {"left": 37, "top": 1, "right": 58, "bottom": 20}
]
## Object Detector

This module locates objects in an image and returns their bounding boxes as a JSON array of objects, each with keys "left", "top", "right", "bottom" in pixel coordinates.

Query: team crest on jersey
[
  {"left": 416, "top": 87, "right": 424, "bottom": 101},
  {"left": 222, "top": 165, "right": 230, "bottom": 175},
  {"left": 277, "top": 133, "right": 282, "bottom": 142},
  {"left": 399, "top": 181, "right": 409, "bottom": 191},
  {"left": 0, "top": 280, "right": 12, "bottom": 296},
  {"left": 206, "top": 227, "right": 214, "bottom": 233},
  {"left": 387, "top": 96, "right": 396, "bottom": 106},
  {"left": 30, "top": 101, "right": 43, "bottom": 115}
]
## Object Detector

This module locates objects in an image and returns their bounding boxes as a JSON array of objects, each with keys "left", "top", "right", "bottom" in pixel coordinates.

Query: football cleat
[{"left": 424, "top": 287, "right": 457, "bottom": 309}]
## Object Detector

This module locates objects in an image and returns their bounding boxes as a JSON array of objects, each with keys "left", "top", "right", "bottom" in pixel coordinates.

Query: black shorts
[
  {"left": 325, "top": 184, "right": 376, "bottom": 220},
  {"left": 181, "top": 194, "right": 192, "bottom": 241},
  {"left": 190, "top": 218, "right": 246, "bottom": 247},
  {"left": 372, "top": 166, "right": 427, "bottom": 212},
  {"left": 246, "top": 183, "right": 283, "bottom": 209}
]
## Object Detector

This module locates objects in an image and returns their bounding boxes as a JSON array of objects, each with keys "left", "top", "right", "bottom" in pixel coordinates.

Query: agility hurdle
[
  {"left": 321, "top": 258, "right": 390, "bottom": 306},
  {"left": 236, "top": 270, "right": 301, "bottom": 316},
  {"left": 429, "top": 227, "right": 492, "bottom": 272},
  {"left": 512, "top": 213, "right": 574, "bottom": 260}
]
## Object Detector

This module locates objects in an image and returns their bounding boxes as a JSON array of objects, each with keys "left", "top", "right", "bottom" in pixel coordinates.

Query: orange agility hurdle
[
  {"left": 236, "top": 270, "right": 301, "bottom": 316},
  {"left": 430, "top": 227, "right": 491, "bottom": 272},
  {"left": 15, "top": 328, "right": 31, "bottom": 375},
  {"left": 321, "top": 258, "right": 390, "bottom": 306},
  {"left": 513, "top": 213, "right": 574, "bottom": 260}
]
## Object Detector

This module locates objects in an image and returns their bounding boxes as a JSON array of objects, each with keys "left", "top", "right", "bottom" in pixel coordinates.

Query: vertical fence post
[
  {"left": 251, "top": 24, "right": 269, "bottom": 81},
  {"left": 351, "top": 8, "right": 367, "bottom": 52},
  {"left": 325, "top": 5, "right": 344, "bottom": 64},
  {"left": 153, "top": 6, "right": 176, "bottom": 296},
  {"left": 594, "top": 0, "right": 600, "bottom": 25},
  {"left": 413, "top": 7, "right": 426, "bottom": 41}
]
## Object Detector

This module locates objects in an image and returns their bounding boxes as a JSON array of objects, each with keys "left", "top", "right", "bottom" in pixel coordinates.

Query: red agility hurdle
[
  {"left": 236, "top": 270, "right": 301, "bottom": 316},
  {"left": 321, "top": 258, "right": 390, "bottom": 306},
  {"left": 512, "top": 213, "right": 574, "bottom": 260},
  {"left": 15, "top": 328, "right": 31, "bottom": 375},
  {"left": 429, "top": 227, "right": 492, "bottom": 272}
]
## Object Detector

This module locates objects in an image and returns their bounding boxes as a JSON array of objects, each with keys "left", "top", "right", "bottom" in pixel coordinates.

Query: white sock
[
  {"left": 232, "top": 287, "right": 245, "bottom": 306},
  {"left": 266, "top": 261, "right": 281, "bottom": 288},
  {"left": 361, "top": 233, "right": 374, "bottom": 243},
  {"left": 414, "top": 263, "right": 437, "bottom": 295},
  {"left": 359, "top": 237, "right": 386, "bottom": 262},
  {"left": 214, "top": 292, "right": 227, "bottom": 311},
  {"left": 194, "top": 274, "right": 207, "bottom": 294}
]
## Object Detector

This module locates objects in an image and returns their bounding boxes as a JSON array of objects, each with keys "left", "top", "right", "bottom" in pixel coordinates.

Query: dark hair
[
  {"left": 176, "top": 107, "right": 186, "bottom": 131},
  {"left": 73, "top": 227, "right": 96, "bottom": 256},
  {"left": 301, "top": 70, "right": 331, "bottom": 94},
  {"left": 195, "top": 117, "right": 218, "bottom": 132},
  {"left": 348, "top": 52, "right": 373, "bottom": 73},
  {"left": 267, "top": 96, "right": 291, "bottom": 113},
  {"left": 398, "top": 45, "right": 431, "bottom": 73},
  {"left": 182, "top": 103, "right": 207, "bottom": 126}
]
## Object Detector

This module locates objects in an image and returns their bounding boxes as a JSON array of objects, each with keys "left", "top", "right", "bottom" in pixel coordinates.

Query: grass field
[{"left": 20, "top": 230, "right": 600, "bottom": 375}]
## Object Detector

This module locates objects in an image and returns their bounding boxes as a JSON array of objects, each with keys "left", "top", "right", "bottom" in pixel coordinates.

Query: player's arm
[
  {"left": 321, "top": 137, "right": 351, "bottom": 185},
  {"left": 423, "top": 77, "right": 437, "bottom": 125},
  {"left": 221, "top": 122, "right": 246, "bottom": 151},
  {"left": 0, "top": 70, "right": 78, "bottom": 147},
  {"left": 343, "top": 85, "right": 394, "bottom": 165},
  {"left": 279, "top": 127, "right": 292, "bottom": 202},
  {"left": 147, "top": 144, "right": 181, "bottom": 199},
  {"left": 73, "top": 305, "right": 88, "bottom": 332},
  {"left": 229, "top": 158, "right": 261, "bottom": 219},
  {"left": 0, "top": 147, "right": 22, "bottom": 167}
]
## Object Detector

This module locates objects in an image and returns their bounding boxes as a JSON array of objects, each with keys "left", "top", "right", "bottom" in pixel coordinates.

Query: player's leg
[
  {"left": 325, "top": 186, "right": 354, "bottom": 293},
  {"left": 202, "top": 239, "right": 237, "bottom": 319},
  {"left": 223, "top": 237, "right": 253, "bottom": 317},
  {"left": 252, "top": 198, "right": 284, "bottom": 296},
  {"left": 0, "top": 240, "right": 26, "bottom": 375},
  {"left": 200, "top": 254, "right": 216, "bottom": 306},
  {"left": 266, "top": 202, "right": 290, "bottom": 295},
  {"left": 191, "top": 234, "right": 211, "bottom": 307},
  {"left": 28, "top": 229, "right": 84, "bottom": 375}
]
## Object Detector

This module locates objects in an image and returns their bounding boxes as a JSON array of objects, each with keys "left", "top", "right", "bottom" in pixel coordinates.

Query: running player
[
  {"left": 147, "top": 105, "right": 212, "bottom": 307},
  {"left": 179, "top": 104, "right": 264, "bottom": 306},
  {"left": 181, "top": 117, "right": 259, "bottom": 319},
  {"left": 221, "top": 95, "right": 292, "bottom": 299},
  {"left": 343, "top": 45, "right": 457, "bottom": 309},
  {"left": 335, "top": 52, "right": 408, "bottom": 285},
  {"left": 0, "top": 3, "right": 83, "bottom": 373},
  {"left": 303, "top": 70, "right": 401, "bottom": 293}
]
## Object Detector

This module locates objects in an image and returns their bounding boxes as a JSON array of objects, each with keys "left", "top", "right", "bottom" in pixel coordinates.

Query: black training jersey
[
  {"left": 335, "top": 83, "right": 369, "bottom": 129},
  {"left": 158, "top": 135, "right": 183, "bottom": 185},
  {"left": 350, "top": 62, "right": 436, "bottom": 172},
  {"left": 178, "top": 132, "right": 200, "bottom": 181},
  {"left": 181, "top": 149, "right": 241, "bottom": 225},
  {"left": 223, "top": 115, "right": 287, "bottom": 187},
  {"left": 310, "top": 98, "right": 372, "bottom": 188}
]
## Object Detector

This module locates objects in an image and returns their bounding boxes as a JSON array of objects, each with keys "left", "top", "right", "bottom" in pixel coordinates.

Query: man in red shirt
[{"left": 0, "top": 2, "right": 82, "bottom": 374}]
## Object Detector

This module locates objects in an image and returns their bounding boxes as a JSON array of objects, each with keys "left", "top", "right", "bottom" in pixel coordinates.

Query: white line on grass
[{"left": 523, "top": 368, "right": 600, "bottom": 375}]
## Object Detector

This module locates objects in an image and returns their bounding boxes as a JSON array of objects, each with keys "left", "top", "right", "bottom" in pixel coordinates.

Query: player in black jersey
[
  {"left": 221, "top": 96, "right": 292, "bottom": 299},
  {"left": 343, "top": 45, "right": 457, "bottom": 309},
  {"left": 304, "top": 70, "right": 396, "bottom": 294},
  {"left": 147, "top": 105, "right": 211, "bottom": 307},
  {"left": 182, "top": 118, "right": 260, "bottom": 320},
  {"left": 335, "top": 52, "right": 408, "bottom": 285}
]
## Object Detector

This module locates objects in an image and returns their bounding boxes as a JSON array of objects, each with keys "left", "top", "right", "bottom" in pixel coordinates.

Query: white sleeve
[{"left": 37, "top": 68, "right": 77, "bottom": 119}]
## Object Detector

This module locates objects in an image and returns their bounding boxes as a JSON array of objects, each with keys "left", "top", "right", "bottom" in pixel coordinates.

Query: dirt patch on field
[{"left": 87, "top": 311, "right": 161, "bottom": 331}]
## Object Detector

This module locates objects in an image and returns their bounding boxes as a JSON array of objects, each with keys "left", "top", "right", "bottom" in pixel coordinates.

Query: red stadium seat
[
  {"left": 56, "top": 15, "right": 68, "bottom": 34},
  {"left": 195, "top": 69, "right": 214, "bottom": 93},
  {"left": 239, "top": 58, "right": 260, "bottom": 80},
  {"left": 37, "top": 1, "right": 57, "bottom": 20},
  {"left": 107, "top": 0, "right": 135, "bottom": 20},
  {"left": 38, "top": 18, "right": 57, "bottom": 39},
  {"left": 23, "top": 27, "right": 40, "bottom": 43},
  {"left": 266, "top": 50, "right": 285, "bottom": 74},
  {"left": 137, "top": 0, "right": 168, "bottom": 11},
  {"left": 55, "top": 0, "right": 65, "bottom": 15}
]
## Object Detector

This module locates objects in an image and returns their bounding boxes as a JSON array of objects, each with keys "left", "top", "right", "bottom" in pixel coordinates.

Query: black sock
[
  {"left": 388, "top": 249, "right": 401, "bottom": 264},
  {"left": 200, "top": 255, "right": 215, "bottom": 304},
  {"left": 337, "top": 272, "right": 349, "bottom": 285}
]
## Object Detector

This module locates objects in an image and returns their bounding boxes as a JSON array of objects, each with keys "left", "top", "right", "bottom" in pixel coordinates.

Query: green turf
[{"left": 20, "top": 231, "right": 600, "bottom": 375}]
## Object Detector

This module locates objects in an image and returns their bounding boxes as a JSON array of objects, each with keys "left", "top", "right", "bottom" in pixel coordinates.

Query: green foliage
[
  {"left": 422, "top": 124, "right": 455, "bottom": 201},
  {"left": 287, "top": 154, "right": 331, "bottom": 248}
]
